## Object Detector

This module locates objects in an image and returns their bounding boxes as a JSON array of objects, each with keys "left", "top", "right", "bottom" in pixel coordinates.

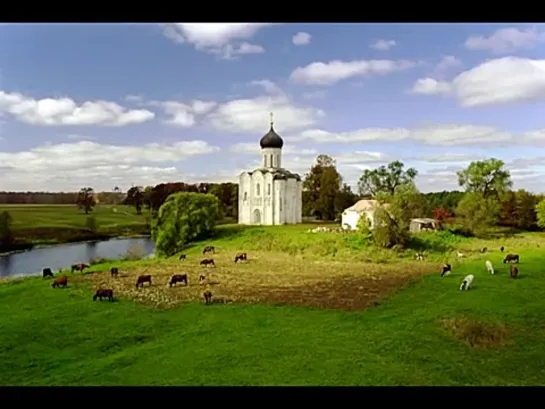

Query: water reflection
[{"left": 0, "top": 237, "right": 155, "bottom": 278}]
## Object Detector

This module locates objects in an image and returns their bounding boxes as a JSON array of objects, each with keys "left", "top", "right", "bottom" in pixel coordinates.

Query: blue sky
[{"left": 1, "top": 23, "right": 545, "bottom": 193}]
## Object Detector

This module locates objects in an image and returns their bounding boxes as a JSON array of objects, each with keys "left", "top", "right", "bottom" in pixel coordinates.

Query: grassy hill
[{"left": 1, "top": 224, "right": 545, "bottom": 385}]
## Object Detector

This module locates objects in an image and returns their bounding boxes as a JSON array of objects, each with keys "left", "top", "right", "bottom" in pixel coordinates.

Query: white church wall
[
  {"left": 261, "top": 148, "right": 282, "bottom": 168},
  {"left": 238, "top": 172, "right": 252, "bottom": 225}
]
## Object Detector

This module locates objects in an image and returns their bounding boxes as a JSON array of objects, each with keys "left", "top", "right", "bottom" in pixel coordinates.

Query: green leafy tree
[
  {"left": 456, "top": 192, "right": 500, "bottom": 236},
  {"left": 0, "top": 211, "right": 14, "bottom": 247},
  {"left": 358, "top": 160, "right": 418, "bottom": 197},
  {"left": 456, "top": 158, "right": 512, "bottom": 199},
  {"left": 302, "top": 155, "right": 343, "bottom": 220},
  {"left": 152, "top": 192, "right": 221, "bottom": 257},
  {"left": 125, "top": 186, "right": 144, "bottom": 215},
  {"left": 514, "top": 189, "right": 538, "bottom": 230},
  {"left": 535, "top": 199, "right": 545, "bottom": 229},
  {"left": 76, "top": 187, "right": 96, "bottom": 214},
  {"left": 334, "top": 184, "right": 358, "bottom": 220}
]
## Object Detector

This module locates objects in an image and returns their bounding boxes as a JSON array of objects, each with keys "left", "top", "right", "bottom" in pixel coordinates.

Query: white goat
[
  {"left": 459, "top": 274, "right": 474, "bottom": 291},
  {"left": 485, "top": 260, "right": 494, "bottom": 275},
  {"left": 456, "top": 251, "right": 465, "bottom": 258}
]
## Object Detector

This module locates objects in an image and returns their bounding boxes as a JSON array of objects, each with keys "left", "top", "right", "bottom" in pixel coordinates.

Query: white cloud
[
  {"left": 205, "top": 94, "right": 324, "bottom": 134},
  {"left": 292, "top": 32, "right": 311, "bottom": 46},
  {"left": 291, "top": 124, "right": 514, "bottom": 146},
  {"left": 249, "top": 80, "right": 284, "bottom": 96},
  {"left": 161, "top": 23, "right": 273, "bottom": 59},
  {"left": 66, "top": 134, "right": 95, "bottom": 141},
  {"left": 290, "top": 59, "right": 417, "bottom": 85},
  {"left": 301, "top": 90, "right": 327, "bottom": 100},
  {"left": 0, "top": 140, "right": 219, "bottom": 191},
  {"left": 465, "top": 27, "right": 545, "bottom": 54},
  {"left": 434, "top": 55, "right": 463, "bottom": 78},
  {"left": 155, "top": 99, "right": 217, "bottom": 127},
  {"left": 0, "top": 91, "right": 155, "bottom": 126},
  {"left": 411, "top": 57, "right": 545, "bottom": 107},
  {"left": 370, "top": 39, "right": 396, "bottom": 51},
  {"left": 413, "top": 153, "right": 485, "bottom": 163}
]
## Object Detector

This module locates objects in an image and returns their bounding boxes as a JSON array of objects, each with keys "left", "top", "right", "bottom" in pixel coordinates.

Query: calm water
[{"left": 0, "top": 237, "right": 155, "bottom": 278}]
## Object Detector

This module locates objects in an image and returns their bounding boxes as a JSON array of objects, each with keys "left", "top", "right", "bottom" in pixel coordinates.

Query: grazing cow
[
  {"left": 234, "top": 252, "right": 247, "bottom": 263},
  {"left": 415, "top": 253, "right": 425, "bottom": 261},
  {"left": 199, "top": 274, "right": 206, "bottom": 284},
  {"left": 510, "top": 265, "right": 519, "bottom": 279},
  {"left": 71, "top": 263, "right": 89, "bottom": 273},
  {"left": 52, "top": 276, "right": 68, "bottom": 288},
  {"left": 500, "top": 246, "right": 505, "bottom": 252},
  {"left": 200, "top": 258, "right": 215, "bottom": 267},
  {"left": 456, "top": 251, "right": 465, "bottom": 258},
  {"left": 441, "top": 264, "right": 452, "bottom": 277},
  {"left": 110, "top": 267, "right": 119, "bottom": 278},
  {"left": 485, "top": 260, "right": 495, "bottom": 275},
  {"left": 459, "top": 274, "right": 474, "bottom": 291},
  {"left": 202, "top": 246, "right": 215, "bottom": 255},
  {"left": 169, "top": 274, "right": 188, "bottom": 287},
  {"left": 179, "top": 254, "right": 186, "bottom": 261},
  {"left": 42, "top": 268, "right": 53, "bottom": 278},
  {"left": 203, "top": 290, "right": 213, "bottom": 305},
  {"left": 93, "top": 288, "right": 114, "bottom": 302},
  {"left": 503, "top": 254, "right": 519, "bottom": 264},
  {"left": 136, "top": 275, "right": 152, "bottom": 288},
  {"left": 480, "top": 247, "right": 487, "bottom": 253}
]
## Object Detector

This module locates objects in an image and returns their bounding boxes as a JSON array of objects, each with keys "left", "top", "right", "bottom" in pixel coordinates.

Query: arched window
[
  {"left": 243, "top": 192, "right": 247, "bottom": 201},
  {"left": 256, "top": 183, "right": 260, "bottom": 196},
  {"left": 270, "top": 154, "right": 273, "bottom": 167},
  {"left": 268, "top": 184, "right": 271, "bottom": 195},
  {"left": 264, "top": 155, "right": 268, "bottom": 167}
]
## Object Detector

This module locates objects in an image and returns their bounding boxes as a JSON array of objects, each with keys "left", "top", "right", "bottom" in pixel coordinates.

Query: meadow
[
  {"left": 0, "top": 204, "right": 150, "bottom": 247},
  {"left": 1, "top": 223, "right": 545, "bottom": 385}
]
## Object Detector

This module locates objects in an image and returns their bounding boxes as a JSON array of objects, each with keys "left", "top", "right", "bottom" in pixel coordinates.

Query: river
[{"left": 0, "top": 237, "right": 155, "bottom": 278}]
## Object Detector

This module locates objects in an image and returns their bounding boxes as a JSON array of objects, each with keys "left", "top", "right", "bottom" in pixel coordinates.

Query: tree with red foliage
[{"left": 432, "top": 207, "right": 450, "bottom": 223}]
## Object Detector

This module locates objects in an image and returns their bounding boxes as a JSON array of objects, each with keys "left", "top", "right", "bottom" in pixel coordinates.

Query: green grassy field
[
  {"left": 0, "top": 204, "right": 150, "bottom": 249},
  {"left": 1, "top": 224, "right": 545, "bottom": 385}
]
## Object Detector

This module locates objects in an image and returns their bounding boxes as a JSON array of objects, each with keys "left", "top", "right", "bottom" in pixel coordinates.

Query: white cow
[
  {"left": 460, "top": 274, "right": 474, "bottom": 291},
  {"left": 485, "top": 260, "right": 494, "bottom": 275}
]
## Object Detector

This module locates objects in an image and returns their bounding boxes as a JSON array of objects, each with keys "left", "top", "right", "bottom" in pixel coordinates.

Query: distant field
[
  {"left": 0, "top": 204, "right": 149, "bottom": 247},
  {"left": 1, "top": 224, "right": 545, "bottom": 385}
]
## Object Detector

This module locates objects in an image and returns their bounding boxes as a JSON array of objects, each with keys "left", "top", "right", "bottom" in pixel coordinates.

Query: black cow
[
  {"left": 179, "top": 254, "right": 187, "bottom": 261},
  {"left": 110, "top": 267, "right": 119, "bottom": 278},
  {"left": 200, "top": 258, "right": 215, "bottom": 267},
  {"left": 503, "top": 254, "right": 519, "bottom": 264},
  {"left": 441, "top": 264, "right": 452, "bottom": 277},
  {"left": 202, "top": 246, "right": 215, "bottom": 255},
  {"left": 42, "top": 268, "right": 53, "bottom": 278},
  {"left": 169, "top": 274, "right": 188, "bottom": 287},
  {"left": 93, "top": 289, "right": 114, "bottom": 302}
]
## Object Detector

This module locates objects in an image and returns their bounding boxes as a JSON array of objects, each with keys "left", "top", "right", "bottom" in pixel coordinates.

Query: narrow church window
[
  {"left": 268, "top": 184, "right": 271, "bottom": 195},
  {"left": 243, "top": 192, "right": 247, "bottom": 201},
  {"left": 256, "top": 183, "right": 260, "bottom": 196},
  {"left": 280, "top": 198, "right": 282, "bottom": 210},
  {"left": 270, "top": 154, "right": 273, "bottom": 167}
]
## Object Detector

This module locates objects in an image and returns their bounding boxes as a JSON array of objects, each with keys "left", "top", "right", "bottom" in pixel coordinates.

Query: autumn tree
[
  {"left": 152, "top": 192, "right": 221, "bottom": 257},
  {"left": 514, "top": 189, "right": 538, "bottom": 230},
  {"left": 125, "top": 186, "right": 144, "bottom": 215},
  {"left": 456, "top": 158, "right": 512, "bottom": 199},
  {"left": 357, "top": 160, "right": 418, "bottom": 197},
  {"left": 76, "top": 187, "right": 96, "bottom": 214},
  {"left": 302, "top": 155, "right": 343, "bottom": 220}
]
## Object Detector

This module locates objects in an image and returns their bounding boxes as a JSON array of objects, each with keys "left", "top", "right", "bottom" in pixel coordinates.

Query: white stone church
[{"left": 238, "top": 116, "right": 303, "bottom": 225}]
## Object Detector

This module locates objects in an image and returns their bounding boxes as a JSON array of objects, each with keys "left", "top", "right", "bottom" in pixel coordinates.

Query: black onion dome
[{"left": 259, "top": 125, "right": 284, "bottom": 149}]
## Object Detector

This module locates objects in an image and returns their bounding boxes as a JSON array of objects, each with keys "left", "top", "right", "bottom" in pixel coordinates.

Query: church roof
[
  {"left": 259, "top": 125, "right": 284, "bottom": 149},
  {"left": 248, "top": 167, "right": 301, "bottom": 181}
]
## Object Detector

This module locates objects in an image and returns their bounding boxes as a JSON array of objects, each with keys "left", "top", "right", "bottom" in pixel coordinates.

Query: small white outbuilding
[{"left": 341, "top": 199, "right": 383, "bottom": 231}]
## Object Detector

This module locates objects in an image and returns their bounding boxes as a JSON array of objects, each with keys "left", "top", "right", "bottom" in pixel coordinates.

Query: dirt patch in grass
[
  {"left": 76, "top": 252, "right": 439, "bottom": 311},
  {"left": 442, "top": 317, "right": 509, "bottom": 349}
]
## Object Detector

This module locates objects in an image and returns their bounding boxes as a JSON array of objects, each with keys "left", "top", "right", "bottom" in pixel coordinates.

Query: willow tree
[{"left": 152, "top": 192, "right": 221, "bottom": 257}]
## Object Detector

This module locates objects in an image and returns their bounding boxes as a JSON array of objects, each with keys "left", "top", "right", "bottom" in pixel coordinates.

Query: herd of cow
[
  {"left": 436, "top": 246, "right": 521, "bottom": 291},
  {"left": 43, "top": 245, "right": 247, "bottom": 305}
]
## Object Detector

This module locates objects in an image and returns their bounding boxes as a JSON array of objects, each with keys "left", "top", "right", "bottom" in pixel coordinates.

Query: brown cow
[
  {"left": 136, "top": 275, "right": 152, "bottom": 288},
  {"left": 52, "top": 276, "right": 68, "bottom": 288},
  {"left": 202, "top": 246, "right": 215, "bottom": 255},
  {"left": 234, "top": 252, "right": 247, "bottom": 263},
  {"left": 503, "top": 254, "right": 519, "bottom": 264},
  {"left": 510, "top": 265, "right": 519, "bottom": 279},
  {"left": 169, "top": 274, "right": 188, "bottom": 287},
  {"left": 203, "top": 290, "right": 213, "bottom": 305},
  {"left": 200, "top": 258, "right": 215, "bottom": 267},
  {"left": 110, "top": 267, "right": 119, "bottom": 278},
  {"left": 93, "top": 288, "right": 114, "bottom": 302},
  {"left": 71, "top": 263, "right": 89, "bottom": 273}
]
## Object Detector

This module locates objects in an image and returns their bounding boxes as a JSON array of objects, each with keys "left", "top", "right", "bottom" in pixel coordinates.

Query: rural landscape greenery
[{"left": 2, "top": 155, "right": 545, "bottom": 385}]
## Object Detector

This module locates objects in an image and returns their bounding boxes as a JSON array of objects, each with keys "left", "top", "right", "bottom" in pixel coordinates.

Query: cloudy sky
[{"left": 1, "top": 23, "right": 545, "bottom": 193}]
